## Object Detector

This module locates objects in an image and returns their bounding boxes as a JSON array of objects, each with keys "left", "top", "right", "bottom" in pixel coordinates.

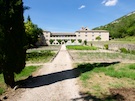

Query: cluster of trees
[
  {"left": 94, "top": 13, "right": 135, "bottom": 39},
  {"left": 0, "top": 0, "right": 43, "bottom": 88},
  {"left": 25, "top": 16, "right": 43, "bottom": 48}
]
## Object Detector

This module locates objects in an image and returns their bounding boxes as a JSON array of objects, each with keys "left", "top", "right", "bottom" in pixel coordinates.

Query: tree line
[
  {"left": 0, "top": 0, "right": 43, "bottom": 88},
  {"left": 93, "top": 12, "right": 135, "bottom": 39}
]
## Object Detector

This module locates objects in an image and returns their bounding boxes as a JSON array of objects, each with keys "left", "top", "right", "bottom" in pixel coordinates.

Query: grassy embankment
[
  {"left": 76, "top": 63, "right": 135, "bottom": 100},
  {"left": 0, "top": 46, "right": 58, "bottom": 95}
]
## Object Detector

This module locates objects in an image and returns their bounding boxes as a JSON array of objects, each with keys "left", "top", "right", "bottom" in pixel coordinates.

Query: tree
[
  {"left": 57, "top": 39, "right": 62, "bottom": 44},
  {"left": 25, "top": 16, "right": 43, "bottom": 48},
  {"left": 78, "top": 39, "right": 82, "bottom": 43},
  {"left": 71, "top": 39, "right": 75, "bottom": 43},
  {"left": 49, "top": 39, "right": 55, "bottom": 44},
  {"left": 96, "top": 36, "right": 101, "bottom": 41},
  {"left": 0, "top": 0, "right": 27, "bottom": 88},
  {"left": 64, "top": 39, "right": 68, "bottom": 43},
  {"left": 84, "top": 40, "right": 87, "bottom": 45}
]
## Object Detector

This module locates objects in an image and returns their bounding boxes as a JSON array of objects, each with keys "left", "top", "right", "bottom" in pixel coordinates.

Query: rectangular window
[
  {"left": 85, "top": 35, "right": 87, "bottom": 37},
  {"left": 78, "top": 35, "right": 80, "bottom": 37},
  {"left": 46, "top": 35, "right": 48, "bottom": 37}
]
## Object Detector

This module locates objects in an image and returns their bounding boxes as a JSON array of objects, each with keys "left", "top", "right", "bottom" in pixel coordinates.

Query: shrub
[
  {"left": 78, "top": 39, "right": 82, "bottom": 43},
  {"left": 84, "top": 40, "right": 87, "bottom": 45},
  {"left": 90, "top": 43, "right": 93, "bottom": 46},
  {"left": 57, "top": 39, "right": 62, "bottom": 44},
  {"left": 96, "top": 36, "right": 101, "bottom": 41},
  {"left": 49, "top": 39, "right": 55, "bottom": 44},
  {"left": 104, "top": 44, "right": 109, "bottom": 50},
  {"left": 71, "top": 39, "right": 75, "bottom": 43},
  {"left": 120, "top": 48, "right": 128, "bottom": 53},
  {"left": 120, "top": 48, "right": 135, "bottom": 55},
  {"left": 130, "top": 50, "right": 135, "bottom": 55},
  {"left": 64, "top": 39, "right": 68, "bottom": 43}
]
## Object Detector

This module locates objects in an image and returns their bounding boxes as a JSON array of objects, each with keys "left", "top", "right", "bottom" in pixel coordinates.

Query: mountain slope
[{"left": 93, "top": 11, "right": 135, "bottom": 38}]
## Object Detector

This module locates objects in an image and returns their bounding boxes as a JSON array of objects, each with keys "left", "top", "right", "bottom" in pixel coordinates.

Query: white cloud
[
  {"left": 102, "top": 0, "right": 118, "bottom": 6},
  {"left": 78, "top": 5, "right": 86, "bottom": 10}
]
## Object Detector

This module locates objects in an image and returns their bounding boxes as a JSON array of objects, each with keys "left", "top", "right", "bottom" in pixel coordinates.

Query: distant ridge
[
  {"left": 93, "top": 10, "right": 135, "bottom": 38},
  {"left": 111, "top": 11, "right": 135, "bottom": 24}
]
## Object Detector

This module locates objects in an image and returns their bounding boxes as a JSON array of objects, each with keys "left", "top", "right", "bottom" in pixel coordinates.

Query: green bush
[
  {"left": 120, "top": 48, "right": 135, "bottom": 55},
  {"left": 104, "top": 44, "right": 109, "bottom": 50},
  {"left": 57, "top": 39, "right": 62, "bottom": 44},
  {"left": 78, "top": 39, "right": 82, "bottom": 43},
  {"left": 120, "top": 48, "right": 128, "bottom": 53},
  {"left": 49, "top": 39, "right": 55, "bottom": 44},
  {"left": 26, "top": 50, "right": 54, "bottom": 63},
  {"left": 71, "top": 39, "right": 75, "bottom": 43},
  {"left": 130, "top": 50, "right": 135, "bottom": 55},
  {"left": 84, "top": 40, "right": 87, "bottom": 45}
]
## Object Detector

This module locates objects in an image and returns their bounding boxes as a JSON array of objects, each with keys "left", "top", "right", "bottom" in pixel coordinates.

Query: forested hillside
[{"left": 93, "top": 11, "right": 135, "bottom": 39}]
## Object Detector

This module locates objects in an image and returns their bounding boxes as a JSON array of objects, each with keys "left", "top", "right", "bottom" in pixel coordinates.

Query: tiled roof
[
  {"left": 76, "top": 30, "right": 108, "bottom": 32},
  {"left": 51, "top": 33, "right": 75, "bottom": 35}
]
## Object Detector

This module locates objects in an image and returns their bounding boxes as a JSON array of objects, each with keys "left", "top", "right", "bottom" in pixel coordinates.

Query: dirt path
[{"left": 8, "top": 45, "right": 82, "bottom": 101}]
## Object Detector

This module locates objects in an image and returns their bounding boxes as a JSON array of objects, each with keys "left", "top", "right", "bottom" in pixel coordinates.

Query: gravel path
[{"left": 8, "top": 45, "right": 82, "bottom": 101}]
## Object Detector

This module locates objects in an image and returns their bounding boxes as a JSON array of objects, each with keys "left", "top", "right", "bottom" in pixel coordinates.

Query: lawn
[
  {"left": 76, "top": 63, "right": 135, "bottom": 100},
  {"left": 66, "top": 45, "right": 98, "bottom": 50},
  {"left": 0, "top": 65, "right": 41, "bottom": 95}
]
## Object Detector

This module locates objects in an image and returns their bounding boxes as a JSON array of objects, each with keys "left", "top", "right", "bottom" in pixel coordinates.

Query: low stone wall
[{"left": 88, "top": 42, "right": 135, "bottom": 51}]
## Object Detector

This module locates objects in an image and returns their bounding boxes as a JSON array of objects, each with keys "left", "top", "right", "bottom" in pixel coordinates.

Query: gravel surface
[{"left": 7, "top": 45, "right": 82, "bottom": 101}]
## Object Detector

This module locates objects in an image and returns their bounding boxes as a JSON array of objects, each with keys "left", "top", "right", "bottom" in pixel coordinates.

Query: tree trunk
[{"left": 3, "top": 70, "right": 15, "bottom": 88}]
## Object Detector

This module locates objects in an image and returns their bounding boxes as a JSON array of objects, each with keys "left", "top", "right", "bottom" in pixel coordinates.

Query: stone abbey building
[{"left": 40, "top": 27, "right": 109, "bottom": 45}]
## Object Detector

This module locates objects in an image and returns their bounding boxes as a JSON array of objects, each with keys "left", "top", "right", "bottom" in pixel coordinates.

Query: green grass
[
  {"left": 66, "top": 45, "right": 98, "bottom": 50},
  {"left": 0, "top": 65, "right": 40, "bottom": 95},
  {"left": 15, "top": 66, "right": 41, "bottom": 81},
  {"left": 113, "top": 36, "right": 135, "bottom": 42},
  {"left": 77, "top": 63, "right": 135, "bottom": 81},
  {"left": 26, "top": 50, "right": 55, "bottom": 63},
  {"left": 77, "top": 63, "right": 135, "bottom": 99},
  {"left": 0, "top": 87, "right": 5, "bottom": 95}
]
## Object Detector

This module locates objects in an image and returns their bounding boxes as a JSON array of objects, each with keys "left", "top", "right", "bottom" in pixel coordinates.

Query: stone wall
[{"left": 88, "top": 42, "right": 135, "bottom": 51}]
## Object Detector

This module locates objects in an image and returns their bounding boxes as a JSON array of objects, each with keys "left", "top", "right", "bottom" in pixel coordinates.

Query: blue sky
[{"left": 23, "top": 0, "right": 135, "bottom": 32}]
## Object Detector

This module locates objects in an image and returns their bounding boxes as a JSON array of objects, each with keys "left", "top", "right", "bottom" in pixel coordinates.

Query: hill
[{"left": 93, "top": 11, "right": 135, "bottom": 39}]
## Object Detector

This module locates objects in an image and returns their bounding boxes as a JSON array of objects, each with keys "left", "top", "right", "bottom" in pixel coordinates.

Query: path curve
[{"left": 8, "top": 45, "right": 82, "bottom": 101}]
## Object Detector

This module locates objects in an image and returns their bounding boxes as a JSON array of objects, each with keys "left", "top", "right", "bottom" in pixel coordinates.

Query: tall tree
[{"left": 0, "top": 0, "right": 27, "bottom": 88}]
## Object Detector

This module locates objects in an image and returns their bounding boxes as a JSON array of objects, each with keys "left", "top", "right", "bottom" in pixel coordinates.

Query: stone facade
[{"left": 43, "top": 27, "right": 109, "bottom": 45}]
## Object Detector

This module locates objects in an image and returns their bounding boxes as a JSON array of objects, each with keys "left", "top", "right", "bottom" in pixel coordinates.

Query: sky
[{"left": 23, "top": 0, "right": 135, "bottom": 32}]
